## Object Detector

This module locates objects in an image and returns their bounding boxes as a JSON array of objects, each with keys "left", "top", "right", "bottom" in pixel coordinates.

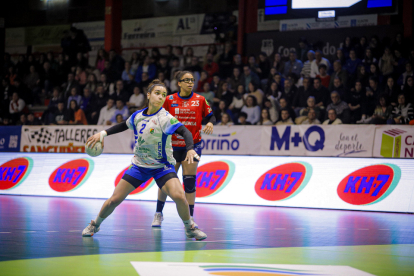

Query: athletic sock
[
  {"left": 95, "top": 216, "right": 105, "bottom": 227},
  {"left": 156, "top": 200, "right": 165, "bottom": 213},
  {"left": 183, "top": 219, "right": 192, "bottom": 229},
  {"left": 189, "top": 205, "right": 194, "bottom": 217}
]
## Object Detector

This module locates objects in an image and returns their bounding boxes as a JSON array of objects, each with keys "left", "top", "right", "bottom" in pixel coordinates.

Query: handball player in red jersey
[{"left": 151, "top": 71, "right": 215, "bottom": 227}]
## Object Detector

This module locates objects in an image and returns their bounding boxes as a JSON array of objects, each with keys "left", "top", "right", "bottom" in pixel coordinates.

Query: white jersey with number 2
[{"left": 126, "top": 107, "right": 183, "bottom": 169}]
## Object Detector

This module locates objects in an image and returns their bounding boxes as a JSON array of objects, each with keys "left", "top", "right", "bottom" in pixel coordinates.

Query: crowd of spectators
[{"left": 1, "top": 33, "right": 414, "bottom": 127}]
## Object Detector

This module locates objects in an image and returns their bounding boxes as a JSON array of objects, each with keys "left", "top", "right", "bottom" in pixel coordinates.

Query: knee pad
[{"left": 183, "top": 175, "right": 196, "bottom": 193}]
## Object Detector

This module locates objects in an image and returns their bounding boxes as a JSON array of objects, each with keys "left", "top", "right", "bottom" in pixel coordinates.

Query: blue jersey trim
[
  {"left": 165, "top": 122, "right": 183, "bottom": 135},
  {"left": 160, "top": 132, "right": 169, "bottom": 164},
  {"left": 173, "top": 141, "right": 202, "bottom": 151},
  {"left": 130, "top": 109, "right": 144, "bottom": 139},
  {"left": 177, "top": 91, "right": 193, "bottom": 100},
  {"left": 205, "top": 111, "right": 213, "bottom": 118},
  {"left": 142, "top": 107, "right": 163, "bottom": 117}
]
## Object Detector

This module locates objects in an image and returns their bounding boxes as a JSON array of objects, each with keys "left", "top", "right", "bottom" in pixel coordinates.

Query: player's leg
[
  {"left": 158, "top": 173, "right": 207, "bottom": 240},
  {"left": 152, "top": 150, "right": 184, "bottom": 226},
  {"left": 82, "top": 179, "right": 136, "bottom": 237},
  {"left": 181, "top": 161, "right": 198, "bottom": 226}
]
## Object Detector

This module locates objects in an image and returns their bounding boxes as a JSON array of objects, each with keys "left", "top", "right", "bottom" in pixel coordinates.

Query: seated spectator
[
  {"left": 272, "top": 53, "right": 285, "bottom": 74},
  {"left": 362, "top": 47, "right": 377, "bottom": 72},
  {"left": 96, "top": 49, "right": 108, "bottom": 73},
  {"left": 13, "top": 78, "right": 33, "bottom": 105},
  {"left": 335, "top": 48, "right": 346, "bottom": 66},
  {"left": 389, "top": 94, "right": 414, "bottom": 124},
  {"left": 6, "top": 66, "right": 17, "bottom": 86},
  {"left": 217, "top": 113, "right": 233, "bottom": 126},
  {"left": 198, "top": 82, "right": 215, "bottom": 107},
  {"left": 283, "top": 50, "right": 303, "bottom": 78},
  {"left": 248, "top": 55, "right": 262, "bottom": 78},
  {"left": 219, "top": 42, "right": 236, "bottom": 79},
  {"left": 258, "top": 52, "right": 271, "bottom": 80},
  {"left": 69, "top": 100, "right": 88, "bottom": 125},
  {"left": 210, "top": 74, "right": 221, "bottom": 95},
  {"left": 398, "top": 62, "right": 413, "bottom": 87},
  {"left": 50, "top": 101, "right": 70, "bottom": 125},
  {"left": 115, "top": 114, "right": 124, "bottom": 124},
  {"left": 323, "top": 109, "right": 342, "bottom": 125},
  {"left": 233, "top": 53, "right": 245, "bottom": 73},
  {"left": 301, "top": 108, "right": 321, "bottom": 125},
  {"left": 312, "top": 77, "right": 330, "bottom": 108},
  {"left": 215, "top": 82, "right": 233, "bottom": 107},
  {"left": 344, "top": 49, "right": 362, "bottom": 77},
  {"left": 122, "top": 61, "right": 135, "bottom": 84},
  {"left": 266, "top": 81, "right": 283, "bottom": 101},
  {"left": 276, "top": 108, "right": 294, "bottom": 125},
  {"left": 316, "top": 64, "right": 330, "bottom": 89},
  {"left": 127, "top": 85, "right": 145, "bottom": 113},
  {"left": 278, "top": 97, "right": 296, "bottom": 121},
  {"left": 67, "top": 87, "right": 82, "bottom": 109},
  {"left": 80, "top": 88, "right": 95, "bottom": 118},
  {"left": 257, "top": 108, "right": 273, "bottom": 125},
  {"left": 402, "top": 76, "right": 414, "bottom": 105},
  {"left": 282, "top": 79, "right": 298, "bottom": 109},
  {"left": 243, "top": 65, "right": 260, "bottom": 92},
  {"left": 329, "top": 60, "right": 348, "bottom": 90},
  {"left": 197, "top": 71, "right": 209, "bottom": 93},
  {"left": 294, "top": 77, "right": 312, "bottom": 110},
  {"left": 112, "top": 99, "right": 129, "bottom": 123},
  {"left": 135, "top": 57, "right": 156, "bottom": 83},
  {"left": 355, "top": 36, "right": 368, "bottom": 60},
  {"left": 203, "top": 53, "right": 219, "bottom": 82},
  {"left": 158, "top": 56, "right": 171, "bottom": 80},
  {"left": 330, "top": 77, "right": 347, "bottom": 100},
  {"left": 240, "top": 95, "right": 261, "bottom": 125},
  {"left": 108, "top": 49, "right": 125, "bottom": 81},
  {"left": 298, "top": 96, "right": 321, "bottom": 124},
  {"left": 237, "top": 112, "right": 252, "bottom": 125},
  {"left": 74, "top": 66, "right": 87, "bottom": 87},
  {"left": 379, "top": 47, "right": 395, "bottom": 78},
  {"left": 229, "top": 67, "right": 244, "bottom": 92},
  {"left": 169, "top": 70, "right": 180, "bottom": 94},
  {"left": 301, "top": 50, "right": 315, "bottom": 78},
  {"left": 244, "top": 81, "right": 264, "bottom": 106},
  {"left": 326, "top": 91, "right": 350, "bottom": 123},
  {"left": 310, "top": 50, "right": 331, "bottom": 78},
  {"left": 111, "top": 80, "right": 129, "bottom": 104},
  {"left": 1, "top": 117, "right": 11, "bottom": 126},
  {"left": 61, "top": 73, "right": 79, "bottom": 99},
  {"left": 214, "top": 100, "right": 234, "bottom": 123},
  {"left": 353, "top": 65, "right": 369, "bottom": 89},
  {"left": 25, "top": 113, "right": 41, "bottom": 125},
  {"left": 347, "top": 80, "right": 365, "bottom": 123},
  {"left": 16, "top": 114, "right": 26, "bottom": 125},
  {"left": 85, "top": 74, "right": 98, "bottom": 93},
  {"left": 367, "top": 96, "right": 393, "bottom": 124},
  {"left": 229, "top": 84, "right": 245, "bottom": 116},
  {"left": 24, "top": 65, "right": 39, "bottom": 91},
  {"left": 383, "top": 76, "right": 401, "bottom": 106},
  {"left": 157, "top": 72, "right": 170, "bottom": 91},
  {"left": 9, "top": 92, "right": 25, "bottom": 123},
  {"left": 97, "top": 97, "right": 116, "bottom": 125}
]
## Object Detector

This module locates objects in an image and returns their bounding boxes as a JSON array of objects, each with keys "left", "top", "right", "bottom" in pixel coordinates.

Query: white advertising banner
[
  {"left": 1, "top": 153, "right": 413, "bottom": 213},
  {"left": 260, "top": 125, "right": 374, "bottom": 157},
  {"left": 200, "top": 126, "right": 261, "bottom": 155},
  {"left": 20, "top": 126, "right": 134, "bottom": 154},
  {"left": 372, "top": 125, "right": 414, "bottom": 159},
  {"left": 280, "top": 14, "right": 377, "bottom": 32}
]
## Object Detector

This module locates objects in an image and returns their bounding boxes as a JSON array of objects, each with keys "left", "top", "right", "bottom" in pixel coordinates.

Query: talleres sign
[
  {"left": 49, "top": 159, "right": 94, "bottom": 192},
  {"left": 337, "top": 164, "right": 401, "bottom": 205},
  {"left": 0, "top": 157, "right": 33, "bottom": 190}
]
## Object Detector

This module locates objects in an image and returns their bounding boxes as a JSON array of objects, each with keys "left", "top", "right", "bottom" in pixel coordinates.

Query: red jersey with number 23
[{"left": 163, "top": 92, "right": 213, "bottom": 149}]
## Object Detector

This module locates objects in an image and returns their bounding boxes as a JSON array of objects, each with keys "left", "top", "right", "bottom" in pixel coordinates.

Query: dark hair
[
  {"left": 369, "top": 76, "right": 379, "bottom": 83},
  {"left": 314, "top": 76, "right": 322, "bottom": 83},
  {"left": 238, "top": 112, "right": 248, "bottom": 119},
  {"left": 147, "top": 79, "right": 167, "bottom": 94},
  {"left": 328, "top": 108, "right": 337, "bottom": 115},
  {"left": 176, "top": 71, "right": 193, "bottom": 82},
  {"left": 318, "top": 64, "right": 327, "bottom": 70},
  {"left": 246, "top": 95, "right": 258, "bottom": 107}
]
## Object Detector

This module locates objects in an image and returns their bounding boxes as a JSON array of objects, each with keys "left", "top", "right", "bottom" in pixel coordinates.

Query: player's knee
[
  {"left": 108, "top": 196, "right": 123, "bottom": 207},
  {"left": 170, "top": 189, "right": 186, "bottom": 203},
  {"left": 183, "top": 175, "right": 196, "bottom": 194}
]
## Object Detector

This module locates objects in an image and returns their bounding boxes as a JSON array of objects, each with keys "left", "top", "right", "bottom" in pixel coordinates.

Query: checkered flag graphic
[{"left": 29, "top": 128, "right": 54, "bottom": 144}]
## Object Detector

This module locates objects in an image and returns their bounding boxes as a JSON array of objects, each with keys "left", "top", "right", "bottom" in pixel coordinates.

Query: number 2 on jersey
[{"left": 139, "top": 124, "right": 146, "bottom": 134}]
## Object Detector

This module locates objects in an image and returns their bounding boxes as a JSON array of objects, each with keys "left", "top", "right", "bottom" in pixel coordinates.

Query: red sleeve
[
  {"left": 163, "top": 96, "right": 170, "bottom": 112},
  {"left": 202, "top": 96, "right": 213, "bottom": 117}
]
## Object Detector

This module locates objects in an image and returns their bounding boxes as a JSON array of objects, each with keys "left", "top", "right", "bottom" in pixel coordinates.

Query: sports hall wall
[{"left": 1, "top": 125, "right": 413, "bottom": 213}]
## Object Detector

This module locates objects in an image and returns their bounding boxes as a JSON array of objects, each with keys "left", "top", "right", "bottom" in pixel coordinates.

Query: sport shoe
[
  {"left": 185, "top": 227, "right": 207, "bottom": 240},
  {"left": 82, "top": 220, "right": 100, "bottom": 237},
  {"left": 191, "top": 217, "right": 198, "bottom": 228},
  {"left": 151, "top": 212, "right": 163, "bottom": 227}
]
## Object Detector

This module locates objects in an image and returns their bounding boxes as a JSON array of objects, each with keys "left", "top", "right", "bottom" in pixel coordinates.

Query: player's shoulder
[{"left": 192, "top": 92, "right": 205, "bottom": 101}]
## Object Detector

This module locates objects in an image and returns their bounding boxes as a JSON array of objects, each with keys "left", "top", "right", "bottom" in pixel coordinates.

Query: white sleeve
[{"left": 159, "top": 111, "right": 183, "bottom": 135}]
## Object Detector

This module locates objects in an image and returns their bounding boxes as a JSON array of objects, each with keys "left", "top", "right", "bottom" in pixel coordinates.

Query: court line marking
[
  {"left": 379, "top": 229, "right": 389, "bottom": 230},
  {"left": 164, "top": 239, "right": 240, "bottom": 244},
  {"left": 133, "top": 229, "right": 145, "bottom": 231},
  {"left": 358, "top": 229, "right": 369, "bottom": 230},
  {"left": 339, "top": 228, "right": 348, "bottom": 230},
  {"left": 22, "top": 231, "right": 36, "bottom": 233},
  {"left": 295, "top": 228, "right": 305, "bottom": 230},
  {"left": 46, "top": 231, "right": 59, "bottom": 233},
  {"left": 113, "top": 230, "right": 124, "bottom": 232},
  {"left": 0, "top": 232, "right": 11, "bottom": 234},
  {"left": 274, "top": 228, "right": 285, "bottom": 230},
  {"left": 68, "top": 230, "right": 81, "bottom": 232},
  {"left": 255, "top": 228, "right": 265, "bottom": 230},
  {"left": 213, "top": 228, "right": 223, "bottom": 230},
  {"left": 233, "top": 228, "right": 243, "bottom": 230}
]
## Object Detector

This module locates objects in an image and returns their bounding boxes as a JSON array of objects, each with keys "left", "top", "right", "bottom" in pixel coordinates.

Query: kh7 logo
[
  {"left": 255, "top": 162, "right": 312, "bottom": 201},
  {"left": 0, "top": 157, "right": 33, "bottom": 190},
  {"left": 115, "top": 166, "right": 155, "bottom": 195},
  {"left": 337, "top": 164, "right": 401, "bottom": 205},
  {"left": 49, "top": 159, "right": 94, "bottom": 192},
  {"left": 195, "top": 161, "right": 235, "bottom": 197}
]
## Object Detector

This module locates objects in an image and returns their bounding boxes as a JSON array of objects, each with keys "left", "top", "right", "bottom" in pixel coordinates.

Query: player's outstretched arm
[
  {"left": 174, "top": 125, "right": 199, "bottom": 164},
  {"left": 87, "top": 122, "right": 128, "bottom": 149}
]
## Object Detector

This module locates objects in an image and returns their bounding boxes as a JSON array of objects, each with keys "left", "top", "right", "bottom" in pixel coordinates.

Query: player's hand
[
  {"left": 86, "top": 133, "right": 103, "bottom": 149},
  {"left": 202, "top": 122, "right": 214, "bottom": 135},
  {"left": 184, "top": 149, "right": 200, "bottom": 164}
]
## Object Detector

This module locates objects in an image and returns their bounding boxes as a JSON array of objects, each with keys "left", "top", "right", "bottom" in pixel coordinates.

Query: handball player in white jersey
[{"left": 82, "top": 79, "right": 207, "bottom": 240}]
